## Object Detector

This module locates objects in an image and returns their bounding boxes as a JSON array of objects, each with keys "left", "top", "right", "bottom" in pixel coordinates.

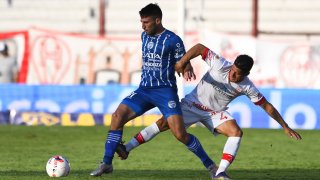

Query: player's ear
[{"left": 155, "top": 18, "right": 161, "bottom": 24}]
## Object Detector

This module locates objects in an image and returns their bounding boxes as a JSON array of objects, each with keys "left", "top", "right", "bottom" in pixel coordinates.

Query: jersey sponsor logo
[
  {"left": 209, "top": 81, "right": 233, "bottom": 99},
  {"left": 142, "top": 61, "right": 162, "bottom": 71},
  {"left": 168, "top": 100, "right": 177, "bottom": 108},
  {"left": 142, "top": 52, "right": 161, "bottom": 60},
  {"left": 143, "top": 61, "right": 162, "bottom": 67}
]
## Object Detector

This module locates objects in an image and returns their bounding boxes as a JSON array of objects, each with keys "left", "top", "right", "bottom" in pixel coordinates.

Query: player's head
[
  {"left": 229, "top": 54, "right": 254, "bottom": 83},
  {"left": 139, "top": 3, "right": 163, "bottom": 35}
]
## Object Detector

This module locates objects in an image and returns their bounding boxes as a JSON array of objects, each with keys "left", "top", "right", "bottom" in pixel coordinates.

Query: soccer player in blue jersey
[{"left": 90, "top": 3, "right": 216, "bottom": 177}]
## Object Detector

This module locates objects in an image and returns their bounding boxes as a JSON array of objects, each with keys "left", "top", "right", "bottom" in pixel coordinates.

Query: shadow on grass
[{"left": 0, "top": 168, "right": 319, "bottom": 179}]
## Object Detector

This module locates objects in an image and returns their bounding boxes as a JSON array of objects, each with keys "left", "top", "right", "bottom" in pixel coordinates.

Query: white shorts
[{"left": 181, "top": 99, "right": 235, "bottom": 136}]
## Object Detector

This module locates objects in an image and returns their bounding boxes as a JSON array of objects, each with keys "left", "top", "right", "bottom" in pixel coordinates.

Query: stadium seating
[{"left": 1, "top": 0, "right": 320, "bottom": 36}]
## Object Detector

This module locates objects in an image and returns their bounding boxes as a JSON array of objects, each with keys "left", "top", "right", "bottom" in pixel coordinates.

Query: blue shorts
[{"left": 121, "top": 87, "right": 182, "bottom": 119}]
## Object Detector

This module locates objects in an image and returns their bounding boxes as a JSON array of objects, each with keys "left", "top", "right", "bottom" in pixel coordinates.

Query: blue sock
[
  {"left": 103, "top": 130, "right": 123, "bottom": 164},
  {"left": 186, "top": 134, "right": 214, "bottom": 169}
]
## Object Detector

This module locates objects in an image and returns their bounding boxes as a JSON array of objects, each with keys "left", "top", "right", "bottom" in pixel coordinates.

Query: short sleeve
[
  {"left": 201, "top": 48, "right": 228, "bottom": 69},
  {"left": 173, "top": 36, "right": 186, "bottom": 61},
  {"left": 245, "top": 82, "right": 266, "bottom": 105}
]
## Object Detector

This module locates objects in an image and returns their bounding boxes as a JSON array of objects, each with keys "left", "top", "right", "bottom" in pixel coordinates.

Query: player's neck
[{"left": 155, "top": 26, "right": 165, "bottom": 36}]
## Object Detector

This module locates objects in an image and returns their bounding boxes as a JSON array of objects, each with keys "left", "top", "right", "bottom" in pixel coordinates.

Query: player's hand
[
  {"left": 175, "top": 61, "right": 187, "bottom": 76},
  {"left": 284, "top": 126, "right": 302, "bottom": 140},
  {"left": 183, "top": 62, "right": 196, "bottom": 81}
]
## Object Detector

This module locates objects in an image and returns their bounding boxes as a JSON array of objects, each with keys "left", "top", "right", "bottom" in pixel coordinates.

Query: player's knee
[
  {"left": 110, "top": 111, "right": 127, "bottom": 130},
  {"left": 174, "top": 132, "right": 188, "bottom": 144},
  {"left": 111, "top": 111, "right": 122, "bottom": 121},
  {"left": 229, "top": 128, "right": 243, "bottom": 137},
  {"left": 156, "top": 117, "right": 169, "bottom": 132}
]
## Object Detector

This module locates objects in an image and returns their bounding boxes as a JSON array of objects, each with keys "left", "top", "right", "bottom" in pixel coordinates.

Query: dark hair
[
  {"left": 234, "top": 54, "right": 254, "bottom": 75},
  {"left": 139, "top": 3, "right": 162, "bottom": 19}
]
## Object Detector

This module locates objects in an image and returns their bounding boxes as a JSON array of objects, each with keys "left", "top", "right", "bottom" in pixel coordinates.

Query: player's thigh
[
  {"left": 180, "top": 101, "right": 205, "bottom": 128},
  {"left": 151, "top": 87, "right": 182, "bottom": 119},
  {"left": 167, "top": 114, "right": 188, "bottom": 143},
  {"left": 113, "top": 88, "right": 154, "bottom": 130},
  {"left": 215, "top": 119, "right": 243, "bottom": 137},
  {"left": 154, "top": 102, "right": 201, "bottom": 132},
  {"left": 201, "top": 111, "right": 235, "bottom": 136},
  {"left": 110, "top": 104, "right": 136, "bottom": 130},
  {"left": 121, "top": 88, "right": 155, "bottom": 117}
]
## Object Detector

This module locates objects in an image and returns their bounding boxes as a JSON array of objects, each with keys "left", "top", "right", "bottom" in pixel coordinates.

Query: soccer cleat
[
  {"left": 90, "top": 162, "right": 113, "bottom": 176},
  {"left": 207, "top": 164, "right": 218, "bottom": 179},
  {"left": 213, "top": 172, "right": 232, "bottom": 180},
  {"left": 115, "top": 142, "right": 129, "bottom": 160}
]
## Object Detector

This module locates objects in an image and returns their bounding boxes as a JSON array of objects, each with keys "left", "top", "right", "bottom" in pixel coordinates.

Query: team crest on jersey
[
  {"left": 147, "top": 42, "right": 154, "bottom": 49},
  {"left": 168, "top": 100, "right": 177, "bottom": 108}
]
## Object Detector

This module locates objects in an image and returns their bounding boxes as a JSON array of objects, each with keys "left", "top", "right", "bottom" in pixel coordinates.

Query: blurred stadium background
[{"left": 0, "top": 0, "right": 319, "bottom": 129}]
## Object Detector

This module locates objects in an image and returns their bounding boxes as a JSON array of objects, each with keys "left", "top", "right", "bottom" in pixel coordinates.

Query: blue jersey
[{"left": 140, "top": 29, "right": 186, "bottom": 88}]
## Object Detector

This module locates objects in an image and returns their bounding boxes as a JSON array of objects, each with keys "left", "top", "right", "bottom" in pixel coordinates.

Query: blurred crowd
[{"left": 0, "top": 41, "right": 18, "bottom": 83}]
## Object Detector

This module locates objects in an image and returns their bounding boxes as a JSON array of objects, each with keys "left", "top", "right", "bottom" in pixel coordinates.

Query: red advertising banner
[{"left": 1, "top": 28, "right": 320, "bottom": 89}]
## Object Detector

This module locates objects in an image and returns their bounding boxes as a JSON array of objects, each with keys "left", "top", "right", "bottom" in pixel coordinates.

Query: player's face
[
  {"left": 228, "top": 65, "right": 246, "bottom": 83},
  {"left": 140, "top": 16, "right": 158, "bottom": 35}
]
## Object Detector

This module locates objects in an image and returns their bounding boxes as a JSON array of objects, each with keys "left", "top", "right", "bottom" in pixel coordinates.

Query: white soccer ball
[{"left": 46, "top": 155, "right": 70, "bottom": 177}]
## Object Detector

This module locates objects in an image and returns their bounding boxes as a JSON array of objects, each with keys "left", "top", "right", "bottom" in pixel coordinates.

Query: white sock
[
  {"left": 125, "top": 122, "right": 160, "bottom": 152},
  {"left": 216, "top": 137, "right": 241, "bottom": 175},
  {"left": 125, "top": 138, "right": 139, "bottom": 152}
]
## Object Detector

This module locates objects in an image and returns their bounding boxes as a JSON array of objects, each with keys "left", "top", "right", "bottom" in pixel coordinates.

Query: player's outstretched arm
[
  {"left": 175, "top": 43, "right": 207, "bottom": 75},
  {"left": 260, "top": 100, "right": 302, "bottom": 140}
]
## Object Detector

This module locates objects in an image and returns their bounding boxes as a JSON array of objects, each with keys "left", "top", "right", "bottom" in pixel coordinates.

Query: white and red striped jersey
[{"left": 183, "top": 48, "right": 265, "bottom": 112}]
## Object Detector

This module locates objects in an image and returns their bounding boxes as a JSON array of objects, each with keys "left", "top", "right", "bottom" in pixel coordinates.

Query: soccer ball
[{"left": 46, "top": 155, "right": 70, "bottom": 177}]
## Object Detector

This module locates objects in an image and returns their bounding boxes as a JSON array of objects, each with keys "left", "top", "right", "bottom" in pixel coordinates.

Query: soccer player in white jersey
[
  {"left": 115, "top": 43, "right": 302, "bottom": 180},
  {"left": 90, "top": 4, "right": 217, "bottom": 177}
]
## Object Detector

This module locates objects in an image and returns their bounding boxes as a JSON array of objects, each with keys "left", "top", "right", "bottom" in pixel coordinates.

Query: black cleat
[{"left": 115, "top": 142, "right": 129, "bottom": 160}]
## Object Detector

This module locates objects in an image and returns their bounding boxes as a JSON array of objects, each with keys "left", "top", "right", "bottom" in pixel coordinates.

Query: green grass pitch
[{"left": 0, "top": 125, "right": 319, "bottom": 179}]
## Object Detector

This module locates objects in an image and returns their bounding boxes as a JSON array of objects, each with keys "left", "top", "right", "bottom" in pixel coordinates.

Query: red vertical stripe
[{"left": 18, "top": 31, "right": 29, "bottom": 83}]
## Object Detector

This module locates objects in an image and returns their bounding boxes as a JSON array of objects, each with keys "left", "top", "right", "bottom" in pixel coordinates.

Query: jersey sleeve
[
  {"left": 201, "top": 47, "right": 228, "bottom": 70},
  {"left": 172, "top": 36, "right": 186, "bottom": 62},
  {"left": 245, "top": 81, "right": 266, "bottom": 105}
]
